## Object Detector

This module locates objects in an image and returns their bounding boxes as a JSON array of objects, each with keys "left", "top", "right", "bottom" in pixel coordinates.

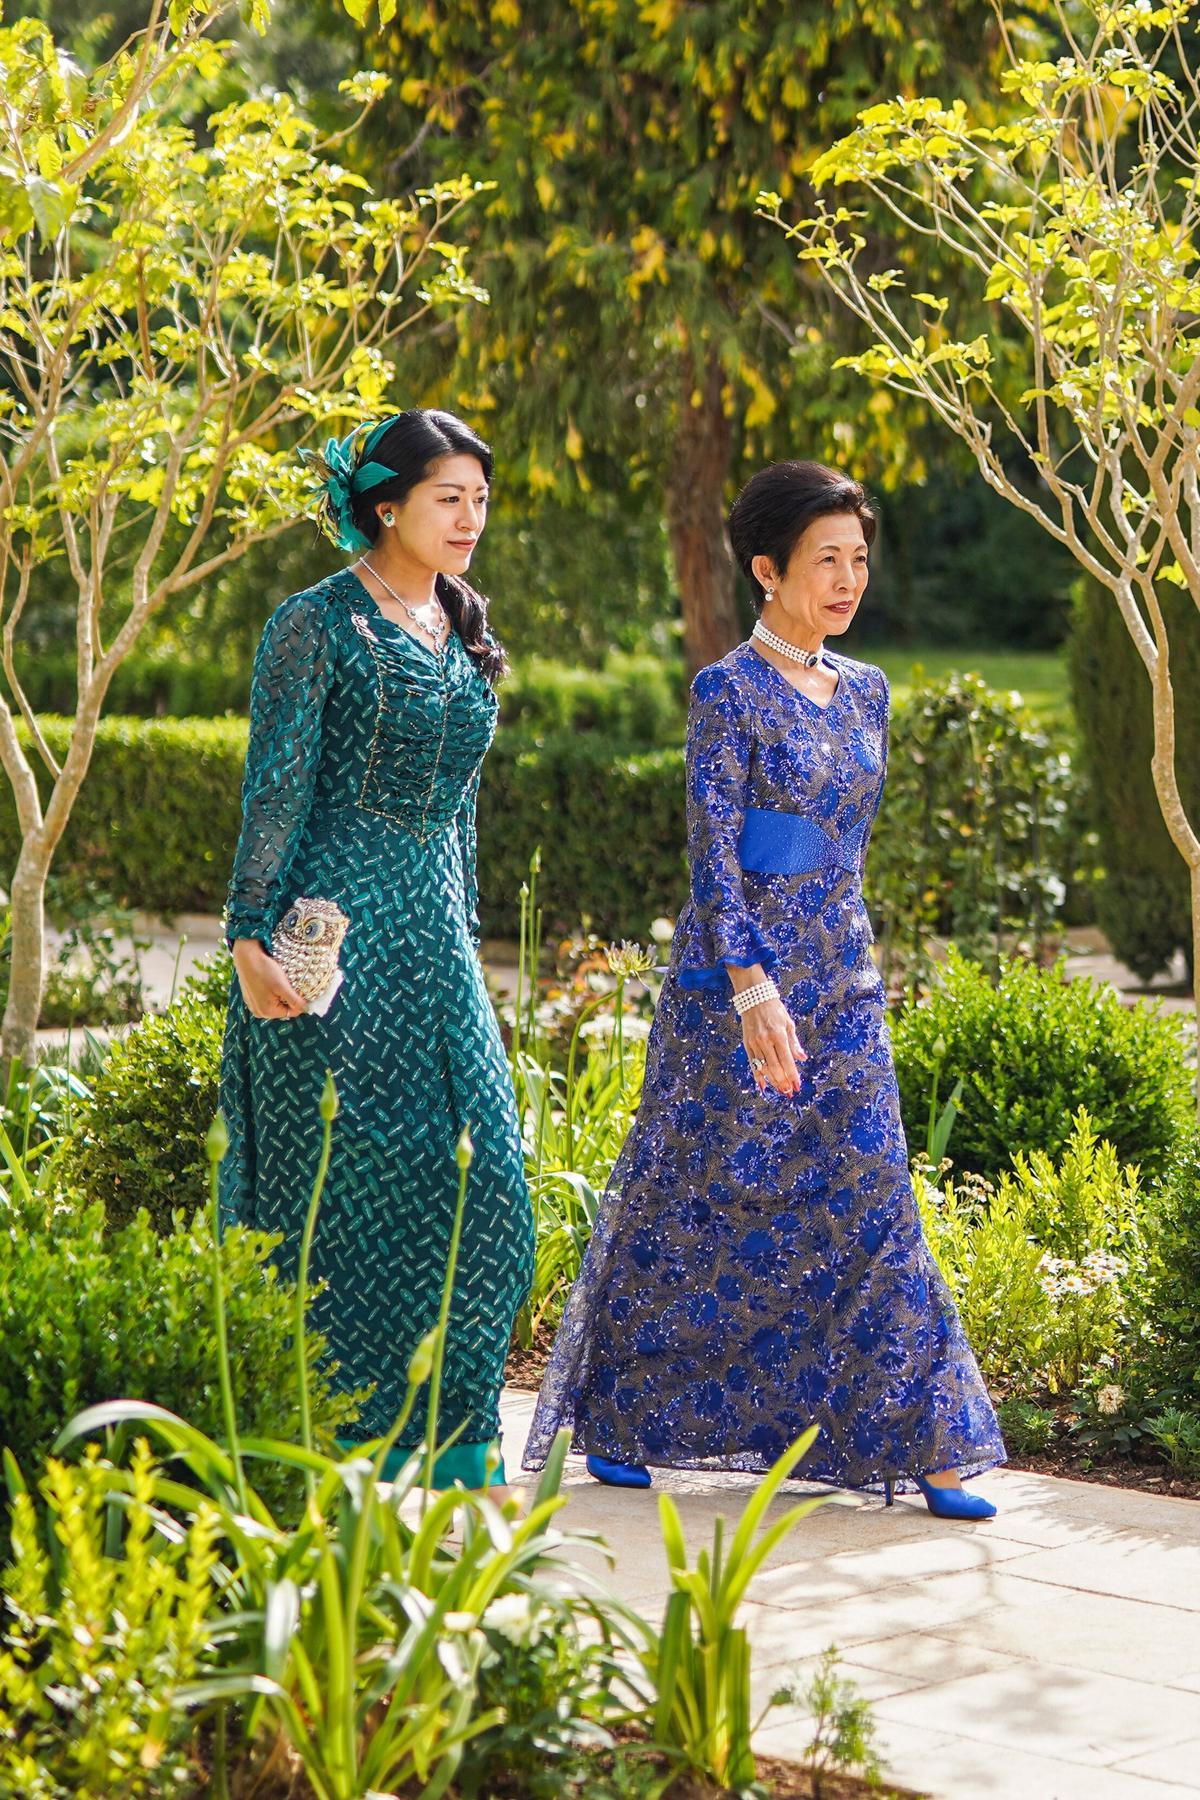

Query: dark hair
[
  {"left": 350, "top": 408, "right": 507, "bottom": 684},
  {"left": 728, "top": 460, "right": 876, "bottom": 608}
]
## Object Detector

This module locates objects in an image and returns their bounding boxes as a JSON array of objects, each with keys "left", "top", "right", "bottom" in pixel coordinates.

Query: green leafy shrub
[
  {"left": 0, "top": 1195, "right": 358, "bottom": 1518},
  {"left": 995, "top": 1398, "right": 1057, "bottom": 1455},
  {"left": 1136, "top": 1133, "right": 1200, "bottom": 1408},
  {"left": 1144, "top": 1408, "right": 1200, "bottom": 1476},
  {"left": 456, "top": 1598, "right": 627, "bottom": 1800},
  {"left": 767, "top": 1646, "right": 884, "bottom": 1798},
  {"left": 13, "top": 644, "right": 251, "bottom": 719},
  {"left": 893, "top": 951, "right": 1192, "bottom": 1183},
  {"left": 915, "top": 1113, "right": 1147, "bottom": 1393},
  {"left": 0, "top": 1443, "right": 216, "bottom": 1799},
  {"left": 58, "top": 988, "right": 224, "bottom": 1232},
  {"left": 501, "top": 652, "right": 684, "bottom": 743},
  {"left": 870, "top": 673, "right": 1078, "bottom": 986},
  {"left": 0, "top": 716, "right": 247, "bottom": 917},
  {"left": 1069, "top": 576, "right": 1200, "bottom": 980}
]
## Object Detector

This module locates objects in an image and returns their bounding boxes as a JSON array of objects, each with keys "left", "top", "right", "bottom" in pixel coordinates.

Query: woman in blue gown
[{"left": 523, "top": 460, "right": 1005, "bottom": 1518}]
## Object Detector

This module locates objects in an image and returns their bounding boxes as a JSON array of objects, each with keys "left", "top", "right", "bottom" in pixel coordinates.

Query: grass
[{"left": 871, "top": 645, "right": 1071, "bottom": 723}]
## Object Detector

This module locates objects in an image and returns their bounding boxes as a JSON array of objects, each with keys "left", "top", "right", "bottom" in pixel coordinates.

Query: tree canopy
[{"left": 361, "top": 0, "right": 1007, "bottom": 668}]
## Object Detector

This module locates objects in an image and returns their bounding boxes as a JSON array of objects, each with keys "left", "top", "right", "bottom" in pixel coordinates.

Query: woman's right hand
[
  {"left": 231, "top": 939, "right": 307, "bottom": 1021},
  {"left": 742, "top": 996, "right": 806, "bottom": 1096}
]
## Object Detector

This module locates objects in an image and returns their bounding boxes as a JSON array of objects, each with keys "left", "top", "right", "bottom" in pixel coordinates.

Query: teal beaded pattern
[{"left": 220, "top": 569, "right": 534, "bottom": 1452}]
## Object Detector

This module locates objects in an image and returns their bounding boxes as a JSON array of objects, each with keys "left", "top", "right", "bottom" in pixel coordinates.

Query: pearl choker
[{"left": 752, "top": 618, "right": 826, "bottom": 669}]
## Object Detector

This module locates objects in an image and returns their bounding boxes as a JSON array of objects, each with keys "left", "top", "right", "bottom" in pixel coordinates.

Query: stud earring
[{"left": 382, "top": 511, "right": 396, "bottom": 528}]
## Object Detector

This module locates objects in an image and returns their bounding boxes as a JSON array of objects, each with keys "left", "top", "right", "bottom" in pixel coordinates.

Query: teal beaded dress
[{"left": 220, "top": 567, "right": 534, "bottom": 1484}]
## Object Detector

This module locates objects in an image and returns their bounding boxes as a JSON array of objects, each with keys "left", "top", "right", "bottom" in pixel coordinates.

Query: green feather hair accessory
[{"left": 300, "top": 415, "right": 402, "bottom": 553}]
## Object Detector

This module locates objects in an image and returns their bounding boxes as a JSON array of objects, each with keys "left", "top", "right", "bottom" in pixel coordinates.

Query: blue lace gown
[{"left": 523, "top": 642, "right": 1005, "bottom": 1492}]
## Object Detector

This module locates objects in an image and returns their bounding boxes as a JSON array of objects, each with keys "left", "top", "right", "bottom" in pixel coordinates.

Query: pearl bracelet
[{"left": 732, "top": 977, "right": 780, "bottom": 1016}]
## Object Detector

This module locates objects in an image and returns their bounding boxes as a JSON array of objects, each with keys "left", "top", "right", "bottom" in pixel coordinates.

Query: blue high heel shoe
[
  {"left": 883, "top": 1474, "right": 997, "bottom": 1521},
  {"left": 586, "top": 1453, "right": 652, "bottom": 1489}
]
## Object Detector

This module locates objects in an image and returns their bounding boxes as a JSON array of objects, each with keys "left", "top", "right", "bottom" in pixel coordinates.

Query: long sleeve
[
  {"left": 225, "top": 591, "right": 337, "bottom": 952},
  {"left": 677, "top": 664, "right": 778, "bottom": 991},
  {"left": 859, "top": 669, "right": 890, "bottom": 877},
  {"left": 455, "top": 764, "right": 482, "bottom": 948}
]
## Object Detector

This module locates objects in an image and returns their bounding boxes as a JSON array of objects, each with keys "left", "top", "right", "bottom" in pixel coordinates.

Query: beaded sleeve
[
  {"left": 456, "top": 764, "right": 483, "bottom": 949},
  {"left": 677, "top": 663, "right": 777, "bottom": 990},
  {"left": 224, "top": 590, "right": 338, "bottom": 953},
  {"left": 859, "top": 669, "right": 890, "bottom": 876}
]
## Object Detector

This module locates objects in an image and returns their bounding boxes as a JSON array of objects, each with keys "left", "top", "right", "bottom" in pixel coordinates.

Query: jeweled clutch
[{"left": 272, "top": 896, "right": 350, "bottom": 1014}]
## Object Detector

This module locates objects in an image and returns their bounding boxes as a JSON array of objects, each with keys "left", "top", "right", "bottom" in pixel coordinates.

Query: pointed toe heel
[
  {"left": 914, "top": 1475, "right": 997, "bottom": 1521},
  {"left": 586, "top": 1453, "right": 652, "bottom": 1489}
]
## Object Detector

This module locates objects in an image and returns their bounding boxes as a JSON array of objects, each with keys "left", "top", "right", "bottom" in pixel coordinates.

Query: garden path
[
  {"left": 498, "top": 1389, "right": 1200, "bottom": 1800},
  {"left": 32, "top": 914, "right": 1195, "bottom": 1058}
]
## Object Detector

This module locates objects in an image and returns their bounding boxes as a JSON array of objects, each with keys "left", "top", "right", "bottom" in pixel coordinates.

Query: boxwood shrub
[
  {"left": 58, "top": 976, "right": 226, "bottom": 1232},
  {"left": 0, "top": 1195, "right": 359, "bottom": 1518},
  {"left": 893, "top": 949, "right": 1193, "bottom": 1183}
]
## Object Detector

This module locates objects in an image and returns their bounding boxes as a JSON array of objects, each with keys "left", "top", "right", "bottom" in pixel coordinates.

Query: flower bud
[
  {"left": 407, "top": 1328, "right": 438, "bottom": 1387},
  {"left": 320, "top": 1070, "right": 339, "bottom": 1121},
  {"left": 206, "top": 1111, "right": 229, "bottom": 1163}
]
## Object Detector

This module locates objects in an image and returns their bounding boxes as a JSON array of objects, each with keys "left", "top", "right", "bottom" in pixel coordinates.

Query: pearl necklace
[
  {"left": 752, "top": 618, "right": 826, "bottom": 670},
  {"left": 358, "top": 560, "right": 449, "bottom": 652}
]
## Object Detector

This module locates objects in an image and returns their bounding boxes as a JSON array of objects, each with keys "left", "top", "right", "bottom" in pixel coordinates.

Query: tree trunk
[
  {"left": 2, "top": 838, "right": 48, "bottom": 1074},
  {"left": 665, "top": 348, "right": 742, "bottom": 679}
]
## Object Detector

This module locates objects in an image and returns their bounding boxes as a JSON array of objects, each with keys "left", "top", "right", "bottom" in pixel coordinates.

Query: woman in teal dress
[{"left": 219, "top": 408, "right": 533, "bottom": 1490}]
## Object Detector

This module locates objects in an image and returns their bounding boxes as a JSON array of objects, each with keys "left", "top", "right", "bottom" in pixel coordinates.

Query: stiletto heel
[
  {"left": 586, "top": 1453, "right": 652, "bottom": 1489},
  {"left": 913, "top": 1474, "right": 997, "bottom": 1521},
  {"left": 881, "top": 1470, "right": 997, "bottom": 1520}
]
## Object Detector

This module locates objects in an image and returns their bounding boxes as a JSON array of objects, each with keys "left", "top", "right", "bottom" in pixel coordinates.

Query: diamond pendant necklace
[
  {"left": 752, "top": 617, "right": 826, "bottom": 669},
  {"left": 358, "top": 559, "right": 448, "bottom": 650}
]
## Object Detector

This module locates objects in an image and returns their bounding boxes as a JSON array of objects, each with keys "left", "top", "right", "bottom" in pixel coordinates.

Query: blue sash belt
[{"left": 738, "top": 807, "right": 866, "bottom": 877}]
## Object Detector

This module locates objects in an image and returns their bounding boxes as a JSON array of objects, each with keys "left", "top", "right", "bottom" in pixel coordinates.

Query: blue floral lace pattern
[{"left": 522, "top": 643, "right": 1006, "bottom": 1492}]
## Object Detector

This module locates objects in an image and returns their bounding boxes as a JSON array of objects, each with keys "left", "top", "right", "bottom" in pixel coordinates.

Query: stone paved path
[{"left": 499, "top": 1391, "right": 1200, "bottom": 1800}]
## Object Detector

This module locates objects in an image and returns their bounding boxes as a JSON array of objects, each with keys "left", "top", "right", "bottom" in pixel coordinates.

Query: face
[
  {"left": 757, "top": 511, "right": 869, "bottom": 640},
  {"left": 376, "top": 452, "right": 489, "bottom": 576}
]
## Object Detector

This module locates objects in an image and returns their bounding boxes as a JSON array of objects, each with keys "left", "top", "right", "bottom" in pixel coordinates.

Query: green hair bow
[{"left": 300, "top": 416, "right": 401, "bottom": 554}]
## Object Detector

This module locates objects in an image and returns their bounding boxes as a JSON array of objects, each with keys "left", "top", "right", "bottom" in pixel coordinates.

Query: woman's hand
[
  {"left": 741, "top": 996, "right": 806, "bottom": 1096},
  {"left": 231, "top": 938, "right": 307, "bottom": 1021}
]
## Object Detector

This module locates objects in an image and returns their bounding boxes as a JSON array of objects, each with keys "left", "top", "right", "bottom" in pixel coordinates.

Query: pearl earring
[{"left": 764, "top": 586, "right": 776, "bottom": 602}]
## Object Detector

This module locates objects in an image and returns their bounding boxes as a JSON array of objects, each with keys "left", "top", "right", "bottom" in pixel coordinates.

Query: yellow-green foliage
[
  {"left": 0, "top": 1443, "right": 217, "bottom": 1800},
  {"left": 915, "top": 1112, "right": 1146, "bottom": 1394}
]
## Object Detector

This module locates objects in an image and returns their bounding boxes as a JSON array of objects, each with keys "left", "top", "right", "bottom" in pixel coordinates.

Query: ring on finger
[{"left": 749, "top": 1055, "right": 767, "bottom": 1073}]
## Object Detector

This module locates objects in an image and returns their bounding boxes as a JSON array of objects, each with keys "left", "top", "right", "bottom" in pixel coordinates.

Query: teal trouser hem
[{"left": 336, "top": 1437, "right": 506, "bottom": 1488}]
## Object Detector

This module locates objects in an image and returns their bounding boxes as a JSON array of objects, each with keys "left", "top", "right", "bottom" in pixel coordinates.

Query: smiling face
[
  {"left": 376, "top": 452, "right": 490, "bottom": 578},
  {"left": 755, "top": 510, "right": 869, "bottom": 643}
]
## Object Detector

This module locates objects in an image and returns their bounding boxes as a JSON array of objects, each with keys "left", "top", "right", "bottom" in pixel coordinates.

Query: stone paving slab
[{"left": 499, "top": 1390, "right": 1200, "bottom": 1800}]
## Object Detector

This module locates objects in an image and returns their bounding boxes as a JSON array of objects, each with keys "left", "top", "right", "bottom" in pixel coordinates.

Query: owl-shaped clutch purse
[{"left": 272, "top": 897, "right": 350, "bottom": 1016}]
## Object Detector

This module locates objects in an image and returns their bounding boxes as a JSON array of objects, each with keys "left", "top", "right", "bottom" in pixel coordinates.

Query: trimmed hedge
[
  {"left": 15, "top": 647, "right": 251, "bottom": 718},
  {"left": 499, "top": 654, "right": 684, "bottom": 744},
  {"left": 0, "top": 716, "right": 686, "bottom": 933},
  {"left": 19, "top": 647, "right": 686, "bottom": 738},
  {"left": 3, "top": 675, "right": 1089, "bottom": 943}
]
